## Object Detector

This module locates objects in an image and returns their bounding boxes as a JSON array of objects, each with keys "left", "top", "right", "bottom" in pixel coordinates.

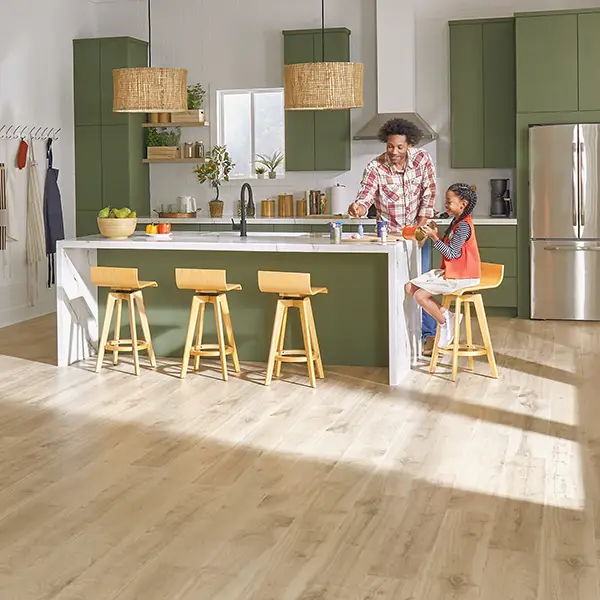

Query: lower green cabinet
[{"left": 283, "top": 28, "right": 352, "bottom": 172}]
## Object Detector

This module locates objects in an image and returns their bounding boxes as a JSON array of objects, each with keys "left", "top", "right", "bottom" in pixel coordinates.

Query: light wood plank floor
[{"left": 0, "top": 313, "right": 598, "bottom": 599}]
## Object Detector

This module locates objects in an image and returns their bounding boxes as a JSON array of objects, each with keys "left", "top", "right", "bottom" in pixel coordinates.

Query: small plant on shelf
[
  {"left": 146, "top": 127, "right": 182, "bottom": 160},
  {"left": 255, "top": 165, "right": 266, "bottom": 179},
  {"left": 187, "top": 83, "right": 206, "bottom": 109},
  {"left": 146, "top": 127, "right": 182, "bottom": 146},
  {"left": 194, "top": 145, "right": 234, "bottom": 217},
  {"left": 256, "top": 151, "right": 284, "bottom": 179}
]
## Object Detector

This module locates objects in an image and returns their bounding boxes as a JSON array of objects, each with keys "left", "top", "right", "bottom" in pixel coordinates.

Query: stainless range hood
[{"left": 354, "top": 0, "right": 438, "bottom": 146}]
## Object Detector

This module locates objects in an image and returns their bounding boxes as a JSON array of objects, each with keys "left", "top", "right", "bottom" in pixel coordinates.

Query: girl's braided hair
[{"left": 443, "top": 183, "right": 477, "bottom": 239}]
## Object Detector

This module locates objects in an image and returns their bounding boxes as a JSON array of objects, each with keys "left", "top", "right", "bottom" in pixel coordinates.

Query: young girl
[{"left": 405, "top": 183, "right": 481, "bottom": 348}]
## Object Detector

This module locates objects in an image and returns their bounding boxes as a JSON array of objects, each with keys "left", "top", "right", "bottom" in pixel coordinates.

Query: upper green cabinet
[
  {"left": 516, "top": 14, "right": 578, "bottom": 113},
  {"left": 516, "top": 10, "right": 600, "bottom": 113},
  {"left": 283, "top": 28, "right": 351, "bottom": 172},
  {"left": 449, "top": 18, "right": 515, "bottom": 169},
  {"left": 577, "top": 12, "right": 600, "bottom": 111}
]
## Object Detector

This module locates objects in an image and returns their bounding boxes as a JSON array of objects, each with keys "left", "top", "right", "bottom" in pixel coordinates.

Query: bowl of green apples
[{"left": 97, "top": 207, "right": 137, "bottom": 239}]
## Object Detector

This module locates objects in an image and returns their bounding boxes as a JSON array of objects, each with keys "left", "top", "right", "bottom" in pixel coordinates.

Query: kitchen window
[{"left": 216, "top": 88, "right": 285, "bottom": 178}]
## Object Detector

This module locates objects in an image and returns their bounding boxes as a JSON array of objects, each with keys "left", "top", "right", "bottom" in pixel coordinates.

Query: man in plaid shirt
[{"left": 348, "top": 118, "right": 438, "bottom": 353}]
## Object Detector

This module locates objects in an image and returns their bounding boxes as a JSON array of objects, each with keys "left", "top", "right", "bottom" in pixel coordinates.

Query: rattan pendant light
[
  {"left": 284, "top": 0, "right": 364, "bottom": 111},
  {"left": 113, "top": 0, "right": 187, "bottom": 113}
]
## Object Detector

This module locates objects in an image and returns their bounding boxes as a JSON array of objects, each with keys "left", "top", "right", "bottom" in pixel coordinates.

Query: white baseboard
[{"left": 0, "top": 302, "right": 56, "bottom": 329}]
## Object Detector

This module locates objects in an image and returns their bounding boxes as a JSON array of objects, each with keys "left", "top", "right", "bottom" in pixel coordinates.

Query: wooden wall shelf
[
  {"left": 143, "top": 158, "right": 210, "bottom": 164},
  {"left": 142, "top": 122, "right": 211, "bottom": 128}
]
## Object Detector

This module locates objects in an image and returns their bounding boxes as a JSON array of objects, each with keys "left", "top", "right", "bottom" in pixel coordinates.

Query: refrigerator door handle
[
  {"left": 572, "top": 140, "right": 579, "bottom": 227},
  {"left": 543, "top": 245, "right": 600, "bottom": 251},
  {"left": 580, "top": 138, "right": 586, "bottom": 226}
]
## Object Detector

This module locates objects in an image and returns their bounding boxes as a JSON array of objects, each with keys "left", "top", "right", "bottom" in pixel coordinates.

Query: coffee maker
[{"left": 490, "top": 178, "right": 513, "bottom": 218}]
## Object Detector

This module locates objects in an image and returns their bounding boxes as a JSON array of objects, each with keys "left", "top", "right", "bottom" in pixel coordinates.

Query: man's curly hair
[{"left": 377, "top": 118, "right": 423, "bottom": 146}]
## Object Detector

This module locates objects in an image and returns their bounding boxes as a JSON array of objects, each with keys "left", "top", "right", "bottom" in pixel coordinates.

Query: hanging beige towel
[{"left": 26, "top": 139, "right": 46, "bottom": 306}]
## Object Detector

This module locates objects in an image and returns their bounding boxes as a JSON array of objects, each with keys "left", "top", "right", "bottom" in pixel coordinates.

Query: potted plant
[
  {"left": 171, "top": 82, "right": 206, "bottom": 124},
  {"left": 146, "top": 127, "right": 182, "bottom": 160},
  {"left": 194, "top": 145, "right": 234, "bottom": 217},
  {"left": 256, "top": 151, "right": 284, "bottom": 179},
  {"left": 255, "top": 165, "right": 266, "bottom": 179}
]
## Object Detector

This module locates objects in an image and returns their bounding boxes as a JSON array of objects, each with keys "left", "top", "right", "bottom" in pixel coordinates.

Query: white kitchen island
[{"left": 56, "top": 231, "right": 421, "bottom": 385}]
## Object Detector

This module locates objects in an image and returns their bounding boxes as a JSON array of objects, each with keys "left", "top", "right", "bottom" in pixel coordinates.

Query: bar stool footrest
[
  {"left": 190, "top": 343, "right": 234, "bottom": 358},
  {"left": 276, "top": 349, "right": 320, "bottom": 363},
  {"left": 105, "top": 339, "right": 149, "bottom": 352},
  {"left": 438, "top": 344, "right": 488, "bottom": 357}
]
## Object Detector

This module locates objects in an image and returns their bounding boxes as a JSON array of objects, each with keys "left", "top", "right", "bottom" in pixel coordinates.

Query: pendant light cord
[
  {"left": 147, "top": 0, "right": 152, "bottom": 67},
  {"left": 321, "top": 0, "right": 325, "bottom": 61}
]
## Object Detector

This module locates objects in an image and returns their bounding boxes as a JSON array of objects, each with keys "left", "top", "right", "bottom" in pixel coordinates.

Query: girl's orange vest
[{"left": 440, "top": 215, "right": 481, "bottom": 279}]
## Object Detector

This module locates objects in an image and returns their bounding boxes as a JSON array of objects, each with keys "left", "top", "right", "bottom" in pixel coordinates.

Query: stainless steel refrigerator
[{"left": 530, "top": 123, "right": 600, "bottom": 320}]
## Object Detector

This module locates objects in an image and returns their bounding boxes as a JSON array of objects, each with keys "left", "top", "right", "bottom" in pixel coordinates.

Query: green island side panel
[{"left": 97, "top": 250, "right": 389, "bottom": 367}]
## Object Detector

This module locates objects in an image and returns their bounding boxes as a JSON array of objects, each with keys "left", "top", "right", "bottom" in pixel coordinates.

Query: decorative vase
[
  {"left": 209, "top": 200, "right": 224, "bottom": 218},
  {"left": 268, "top": 171, "right": 277, "bottom": 179}
]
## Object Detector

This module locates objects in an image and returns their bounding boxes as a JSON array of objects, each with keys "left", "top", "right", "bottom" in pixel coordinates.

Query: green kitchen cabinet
[
  {"left": 73, "top": 37, "right": 149, "bottom": 235},
  {"left": 449, "top": 18, "right": 515, "bottom": 169},
  {"left": 578, "top": 12, "right": 600, "bottom": 111},
  {"left": 283, "top": 28, "right": 351, "bottom": 172},
  {"left": 449, "top": 22, "right": 484, "bottom": 168},
  {"left": 483, "top": 20, "right": 516, "bottom": 167},
  {"left": 516, "top": 14, "right": 578, "bottom": 113},
  {"left": 74, "top": 126, "right": 102, "bottom": 211},
  {"left": 73, "top": 39, "right": 101, "bottom": 127}
]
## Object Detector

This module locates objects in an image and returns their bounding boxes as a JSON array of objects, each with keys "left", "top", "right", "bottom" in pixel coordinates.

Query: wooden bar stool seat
[
  {"left": 176, "top": 269, "right": 241, "bottom": 380},
  {"left": 430, "top": 263, "right": 504, "bottom": 382},
  {"left": 91, "top": 266, "right": 158, "bottom": 376},
  {"left": 258, "top": 270, "right": 327, "bottom": 388}
]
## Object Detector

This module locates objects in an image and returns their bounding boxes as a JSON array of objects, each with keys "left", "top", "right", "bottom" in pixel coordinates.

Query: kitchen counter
[
  {"left": 56, "top": 232, "right": 422, "bottom": 385},
  {"left": 136, "top": 216, "right": 518, "bottom": 226}
]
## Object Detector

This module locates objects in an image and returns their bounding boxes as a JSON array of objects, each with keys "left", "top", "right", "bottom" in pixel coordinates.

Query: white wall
[
  {"left": 0, "top": 0, "right": 96, "bottom": 328},
  {"left": 95, "top": 0, "right": 600, "bottom": 220}
]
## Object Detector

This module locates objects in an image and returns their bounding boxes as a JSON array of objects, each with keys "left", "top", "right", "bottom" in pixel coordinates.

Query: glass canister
[
  {"left": 183, "top": 142, "right": 194, "bottom": 159},
  {"left": 193, "top": 141, "right": 205, "bottom": 159}
]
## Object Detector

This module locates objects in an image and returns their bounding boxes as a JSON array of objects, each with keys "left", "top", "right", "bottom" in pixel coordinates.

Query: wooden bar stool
[
  {"left": 430, "top": 263, "right": 504, "bottom": 382},
  {"left": 175, "top": 269, "right": 241, "bottom": 380},
  {"left": 91, "top": 266, "right": 158, "bottom": 376},
  {"left": 258, "top": 270, "right": 327, "bottom": 388}
]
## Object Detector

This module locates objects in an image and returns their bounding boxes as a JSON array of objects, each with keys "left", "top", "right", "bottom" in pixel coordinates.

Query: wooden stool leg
[
  {"left": 193, "top": 300, "right": 206, "bottom": 372},
  {"left": 135, "top": 291, "right": 156, "bottom": 368},
  {"left": 429, "top": 295, "right": 452, "bottom": 374},
  {"left": 220, "top": 294, "right": 240, "bottom": 373},
  {"left": 300, "top": 299, "right": 316, "bottom": 388},
  {"left": 265, "top": 300, "right": 285, "bottom": 386},
  {"left": 214, "top": 296, "right": 228, "bottom": 381},
  {"left": 180, "top": 296, "right": 200, "bottom": 379},
  {"left": 464, "top": 301, "right": 474, "bottom": 372},
  {"left": 306, "top": 299, "right": 324, "bottom": 379},
  {"left": 274, "top": 304, "right": 288, "bottom": 378},
  {"left": 451, "top": 297, "right": 462, "bottom": 382},
  {"left": 473, "top": 294, "right": 498, "bottom": 379},
  {"left": 96, "top": 293, "right": 116, "bottom": 373},
  {"left": 128, "top": 295, "right": 140, "bottom": 376},
  {"left": 112, "top": 298, "right": 122, "bottom": 365}
]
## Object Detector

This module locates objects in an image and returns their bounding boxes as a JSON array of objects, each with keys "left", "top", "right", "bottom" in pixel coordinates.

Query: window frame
[{"left": 216, "top": 87, "right": 285, "bottom": 179}]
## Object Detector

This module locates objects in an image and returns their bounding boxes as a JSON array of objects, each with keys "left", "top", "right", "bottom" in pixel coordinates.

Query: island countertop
[
  {"left": 59, "top": 231, "right": 412, "bottom": 253},
  {"left": 56, "top": 231, "right": 422, "bottom": 386}
]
